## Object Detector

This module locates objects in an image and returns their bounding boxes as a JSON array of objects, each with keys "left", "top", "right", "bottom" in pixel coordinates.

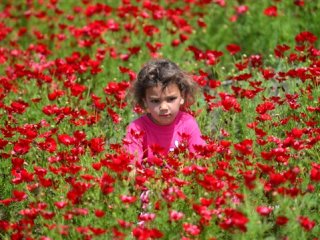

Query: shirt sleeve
[{"left": 123, "top": 121, "right": 145, "bottom": 166}]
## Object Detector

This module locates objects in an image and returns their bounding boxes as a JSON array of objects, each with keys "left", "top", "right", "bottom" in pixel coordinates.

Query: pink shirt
[{"left": 124, "top": 111, "right": 205, "bottom": 164}]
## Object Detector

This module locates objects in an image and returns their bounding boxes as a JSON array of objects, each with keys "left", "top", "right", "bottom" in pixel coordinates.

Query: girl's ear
[{"left": 180, "top": 98, "right": 185, "bottom": 105}]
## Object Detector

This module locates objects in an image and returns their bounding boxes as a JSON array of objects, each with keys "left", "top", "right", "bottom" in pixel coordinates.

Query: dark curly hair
[{"left": 131, "top": 58, "right": 198, "bottom": 109}]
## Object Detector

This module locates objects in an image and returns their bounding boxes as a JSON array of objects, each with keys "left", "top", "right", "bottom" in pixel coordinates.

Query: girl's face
[{"left": 144, "top": 83, "right": 184, "bottom": 125}]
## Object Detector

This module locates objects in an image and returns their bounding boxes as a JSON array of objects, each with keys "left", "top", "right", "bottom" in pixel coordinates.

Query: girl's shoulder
[
  {"left": 179, "top": 111, "right": 197, "bottom": 122},
  {"left": 127, "top": 114, "right": 149, "bottom": 130},
  {"left": 175, "top": 111, "right": 198, "bottom": 130}
]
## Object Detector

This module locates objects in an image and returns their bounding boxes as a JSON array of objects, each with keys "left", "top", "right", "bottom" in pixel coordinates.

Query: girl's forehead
[{"left": 146, "top": 83, "right": 180, "bottom": 96}]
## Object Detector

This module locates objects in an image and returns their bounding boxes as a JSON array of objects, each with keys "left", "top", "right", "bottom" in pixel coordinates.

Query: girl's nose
[{"left": 160, "top": 101, "right": 168, "bottom": 110}]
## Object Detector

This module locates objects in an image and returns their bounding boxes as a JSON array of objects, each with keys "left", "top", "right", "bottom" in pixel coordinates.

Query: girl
[{"left": 124, "top": 58, "right": 206, "bottom": 167}]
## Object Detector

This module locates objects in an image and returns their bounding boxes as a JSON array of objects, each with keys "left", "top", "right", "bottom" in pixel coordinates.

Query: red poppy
[
  {"left": 169, "top": 210, "right": 184, "bottom": 221},
  {"left": 58, "top": 134, "right": 75, "bottom": 146},
  {"left": 274, "top": 44, "right": 290, "bottom": 58},
  {"left": 213, "top": 0, "right": 226, "bottom": 7},
  {"left": 269, "top": 172, "right": 286, "bottom": 186},
  {"left": 226, "top": 44, "right": 241, "bottom": 55},
  {"left": 11, "top": 157, "right": 24, "bottom": 169},
  {"left": 234, "top": 139, "right": 253, "bottom": 155},
  {"left": 132, "top": 226, "right": 163, "bottom": 239},
  {"left": 38, "top": 137, "right": 57, "bottom": 153},
  {"left": 256, "top": 206, "right": 273, "bottom": 216},
  {"left": 219, "top": 208, "right": 248, "bottom": 232},
  {"left": 13, "top": 139, "right": 31, "bottom": 155},
  {"left": 197, "top": 18, "right": 207, "bottom": 28},
  {"left": 143, "top": 25, "right": 159, "bottom": 37},
  {"left": 54, "top": 201, "right": 68, "bottom": 209},
  {"left": 100, "top": 173, "right": 115, "bottom": 195},
  {"left": 138, "top": 213, "right": 156, "bottom": 222},
  {"left": 276, "top": 216, "right": 289, "bottom": 225},
  {"left": 94, "top": 209, "right": 105, "bottom": 218},
  {"left": 205, "top": 49, "right": 223, "bottom": 65},
  {"left": 48, "top": 89, "right": 65, "bottom": 101},
  {"left": 118, "top": 219, "right": 132, "bottom": 228},
  {"left": 256, "top": 101, "right": 275, "bottom": 114},
  {"left": 235, "top": 5, "right": 249, "bottom": 15},
  {"left": 242, "top": 170, "right": 256, "bottom": 189},
  {"left": 89, "top": 226, "right": 107, "bottom": 235},
  {"left": 120, "top": 195, "right": 137, "bottom": 204},
  {"left": 310, "top": 163, "right": 320, "bottom": 182},
  {"left": 295, "top": 31, "right": 317, "bottom": 45},
  {"left": 70, "top": 83, "right": 86, "bottom": 97},
  {"left": 12, "top": 190, "right": 27, "bottom": 201},
  {"left": 298, "top": 216, "right": 316, "bottom": 231},
  {"left": 264, "top": 6, "right": 278, "bottom": 17},
  {"left": 219, "top": 92, "right": 242, "bottom": 112},
  {"left": 9, "top": 100, "right": 29, "bottom": 114},
  {"left": 146, "top": 42, "right": 163, "bottom": 53},
  {"left": 183, "top": 223, "right": 201, "bottom": 236},
  {"left": 88, "top": 137, "right": 105, "bottom": 155}
]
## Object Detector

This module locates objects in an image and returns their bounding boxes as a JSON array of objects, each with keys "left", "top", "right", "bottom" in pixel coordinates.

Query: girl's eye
[
  {"left": 151, "top": 99, "right": 159, "bottom": 104},
  {"left": 168, "top": 97, "right": 177, "bottom": 102}
]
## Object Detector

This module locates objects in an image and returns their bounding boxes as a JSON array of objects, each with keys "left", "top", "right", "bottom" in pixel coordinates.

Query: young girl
[{"left": 124, "top": 58, "right": 206, "bottom": 167}]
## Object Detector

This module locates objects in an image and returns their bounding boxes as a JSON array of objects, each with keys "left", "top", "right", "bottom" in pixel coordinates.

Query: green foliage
[{"left": 0, "top": 0, "right": 319, "bottom": 239}]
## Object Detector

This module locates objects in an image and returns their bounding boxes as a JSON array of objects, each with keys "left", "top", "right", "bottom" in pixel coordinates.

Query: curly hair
[{"left": 131, "top": 58, "right": 198, "bottom": 109}]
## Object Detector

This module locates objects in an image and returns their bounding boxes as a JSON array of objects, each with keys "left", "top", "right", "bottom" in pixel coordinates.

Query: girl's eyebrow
[{"left": 149, "top": 94, "right": 178, "bottom": 99}]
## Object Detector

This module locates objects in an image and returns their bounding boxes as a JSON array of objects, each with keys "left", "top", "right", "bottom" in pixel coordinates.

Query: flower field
[{"left": 0, "top": 0, "right": 320, "bottom": 239}]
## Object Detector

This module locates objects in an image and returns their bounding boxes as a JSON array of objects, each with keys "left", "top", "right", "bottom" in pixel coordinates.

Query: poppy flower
[
  {"left": 143, "top": 25, "right": 159, "bottom": 37},
  {"left": 256, "top": 206, "right": 273, "bottom": 216},
  {"left": 183, "top": 223, "right": 201, "bottom": 236},
  {"left": 9, "top": 100, "right": 29, "bottom": 114},
  {"left": 169, "top": 210, "right": 184, "bottom": 221},
  {"left": 54, "top": 201, "right": 68, "bottom": 209},
  {"left": 13, "top": 139, "right": 31, "bottom": 155},
  {"left": 0, "top": 139, "right": 8, "bottom": 150},
  {"left": 107, "top": 108, "right": 122, "bottom": 124},
  {"left": 226, "top": 44, "right": 241, "bottom": 55},
  {"left": 310, "top": 163, "right": 320, "bottom": 182},
  {"left": 219, "top": 208, "right": 248, "bottom": 232},
  {"left": 274, "top": 44, "right": 290, "bottom": 58},
  {"left": 88, "top": 137, "right": 105, "bottom": 154},
  {"left": 298, "top": 216, "right": 316, "bottom": 231},
  {"left": 295, "top": 31, "right": 317, "bottom": 45},
  {"left": 100, "top": 173, "right": 115, "bottom": 195},
  {"left": 294, "top": 0, "right": 304, "bottom": 6},
  {"left": 234, "top": 139, "right": 253, "bottom": 155},
  {"left": 219, "top": 92, "right": 242, "bottom": 112},
  {"left": 58, "top": 134, "right": 75, "bottom": 146},
  {"left": 38, "top": 137, "right": 57, "bottom": 153},
  {"left": 12, "top": 190, "right": 28, "bottom": 201},
  {"left": 94, "top": 209, "right": 105, "bottom": 218},
  {"left": 256, "top": 101, "right": 275, "bottom": 114},
  {"left": 132, "top": 226, "right": 163, "bottom": 239},
  {"left": 264, "top": 6, "right": 278, "bottom": 17},
  {"left": 138, "top": 213, "right": 156, "bottom": 222},
  {"left": 276, "top": 216, "right": 289, "bottom": 225},
  {"left": 120, "top": 195, "right": 137, "bottom": 204},
  {"left": 48, "top": 89, "right": 65, "bottom": 101},
  {"left": 235, "top": 5, "right": 249, "bottom": 15}
]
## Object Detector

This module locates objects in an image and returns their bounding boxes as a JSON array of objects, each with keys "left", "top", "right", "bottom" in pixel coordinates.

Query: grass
[{"left": 0, "top": 0, "right": 319, "bottom": 239}]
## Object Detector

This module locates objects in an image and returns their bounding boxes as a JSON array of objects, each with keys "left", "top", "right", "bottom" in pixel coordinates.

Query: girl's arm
[{"left": 123, "top": 123, "right": 145, "bottom": 166}]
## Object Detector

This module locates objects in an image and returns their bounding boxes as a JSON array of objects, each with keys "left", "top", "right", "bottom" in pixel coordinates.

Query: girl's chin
[
  {"left": 148, "top": 113, "right": 177, "bottom": 125},
  {"left": 154, "top": 117, "right": 174, "bottom": 125}
]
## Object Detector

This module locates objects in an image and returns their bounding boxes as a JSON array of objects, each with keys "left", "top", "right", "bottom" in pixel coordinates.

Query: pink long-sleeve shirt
[{"left": 124, "top": 111, "right": 205, "bottom": 165}]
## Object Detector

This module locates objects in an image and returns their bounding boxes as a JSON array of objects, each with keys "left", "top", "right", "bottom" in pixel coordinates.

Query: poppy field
[{"left": 0, "top": 0, "right": 320, "bottom": 239}]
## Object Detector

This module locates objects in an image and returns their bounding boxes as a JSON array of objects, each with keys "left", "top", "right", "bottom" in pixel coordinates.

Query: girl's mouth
[{"left": 159, "top": 114, "right": 170, "bottom": 117}]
